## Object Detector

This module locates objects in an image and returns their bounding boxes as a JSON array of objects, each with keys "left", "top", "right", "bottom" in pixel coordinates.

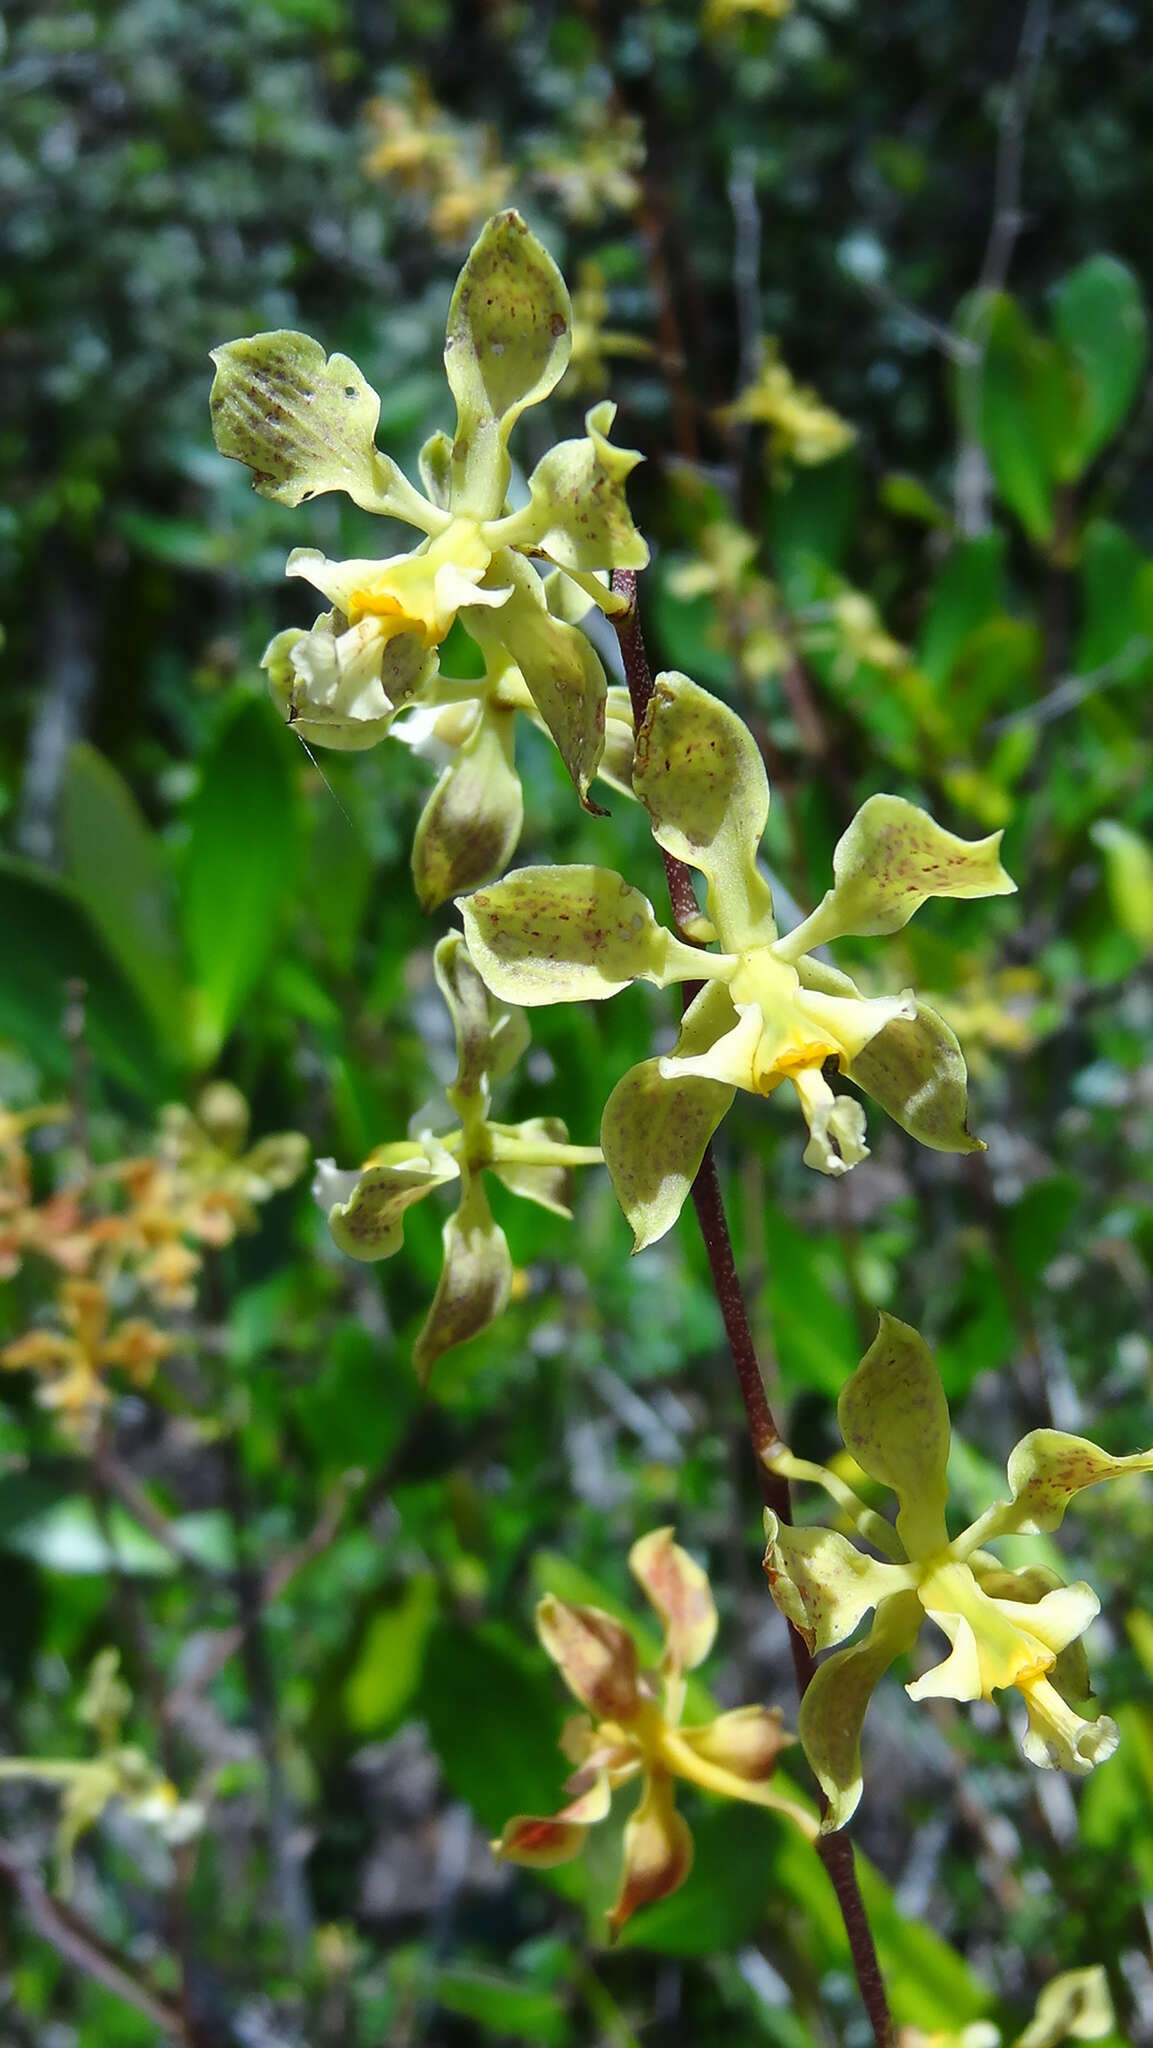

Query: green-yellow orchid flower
[
  {"left": 0, "top": 1652, "right": 202, "bottom": 1894},
  {"left": 314, "top": 934, "right": 601, "bottom": 1380},
  {"left": 762, "top": 1315, "right": 1153, "bottom": 1831},
  {"left": 495, "top": 1527, "right": 814, "bottom": 1934},
  {"left": 461, "top": 671, "right": 1015, "bottom": 1248},
  {"left": 211, "top": 211, "right": 649, "bottom": 856}
]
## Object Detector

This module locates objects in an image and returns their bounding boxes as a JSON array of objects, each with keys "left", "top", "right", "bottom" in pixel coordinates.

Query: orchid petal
[
  {"left": 535, "top": 1596, "right": 640, "bottom": 1721},
  {"left": 445, "top": 211, "right": 571, "bottom": 516},
  {"left": 607, "top": 1771, "right": 693, "bottom": 1935},
  {"left": 461, "top": 865, "right": 703, "bottom": 1006},
  {"left": 411, "top": 1178, "right": 512, "bottom": 1382},
  {"left": 633, "top": 671, "right": 774, "bottom": 950},
  {"left": 837, "top": 1315, "right": 951, "bottom": 1557},
  {"left": 629, "top": 1527, "right": 717, "bottom": 1675},
  {"left": 210, "top": 331, "right": 437, "bottom": 523},
  {"left": 413, "top": 707, "right": 523, "bottom": 912},
  {"left": 316, "top": 1145, "right": 458, "bottom": 1262},
  {"left": 602, "top": 1060, "right": 733, "bottom": 1253},
  {"left": 497, "top": 401, "right": 649, "bottom": 573},
  {"left": 763, "top": 1513, "right": 912, "bottom": 1653},
  {"left": 1002, "top": 1430, "right": 1153, "bottom": 1534},
  {"left": 847, "top": 997, "right": 985, "bottom": 1155},
  {"left": 492, "top": 554, "right": 608, "bottom": 805},
  {"left": 798, "top": 1592, "right": 923, "bottom": 1831},
  {"left": 777, "top": 794, "right": 1016, "bottom": 957},
  {"left": 495, "top": 1768, "right": 612, "bottom": 1869}
]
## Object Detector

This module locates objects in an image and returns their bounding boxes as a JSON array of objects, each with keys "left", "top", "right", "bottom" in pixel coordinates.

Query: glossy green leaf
[
  {"left": 1053, "top": 255, "right": 1148, "bottom": 472},
  {"left": 60, "top": 743, "right": 188, "bottom": 1056},
  {"left": 181, "top": 697, "right": 301, "bottom": 1065},
  {"left": 0, "top": 857, "right": 169, "bottom": 1099}
]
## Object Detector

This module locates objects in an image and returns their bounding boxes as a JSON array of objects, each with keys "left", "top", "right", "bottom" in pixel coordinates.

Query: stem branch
[{"left": 611, "top": 569, "right": 894, "bottom": 2048}]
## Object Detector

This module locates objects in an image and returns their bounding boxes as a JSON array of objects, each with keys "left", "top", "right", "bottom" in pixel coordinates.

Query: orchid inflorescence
[{"left": 210, "top": 207, "right": 1153, "bottom": 1963}]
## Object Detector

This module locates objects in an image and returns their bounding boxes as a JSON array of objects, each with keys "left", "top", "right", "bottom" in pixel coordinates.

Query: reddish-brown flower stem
[{"left": 610, "top": 568, "right": 895, "bottom": 2048}]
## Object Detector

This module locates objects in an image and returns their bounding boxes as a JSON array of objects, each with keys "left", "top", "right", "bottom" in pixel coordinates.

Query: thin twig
[
  {"left": 955, "top": 0, "right": 1052, "bottom": 535},
  {"left": 0, "top": 1839, "right": 185, "bottom": 2039},
  {"left": 610, "top": 569, "right": 894, "bottom": 2048}
]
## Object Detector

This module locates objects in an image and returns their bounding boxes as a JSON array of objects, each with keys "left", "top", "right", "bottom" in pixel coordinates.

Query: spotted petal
[
  {"left": 413, "top": 705, "right": 523, "bottom": 912},
  {"left": 411, "top": 1178, "right": 512, "bottom": 1382},
  {"left": 461, "top": 865, "right": 703, "bottom": 1006},
  {"left": 837, "top": 1315, "right": 951, "bottom": 1558},
  {"left": 763, "top": 1513, "right": 912, "bottom": 1653},
  {"left": 209, "top": 331, "right": 436, "bottom": 524},
  {"left": 674, "top": 1705, "right": 792, "bottom": 1786},
  {"left": 847, "top": 996, "right": 984, "bottom": 1155},
  {"left": 536, "top": 1595, "right": 640, "bottom": 1722},
  {"left": 497, "top": 402, "right": 649, "bottom": 575},
  {"left": 492, "top": 553, "right": 608, "bottom": 805},
  {"left": 315, "top": 1145, "right": 458, "bottom": 1262},
  {"left": 797, "top": 1592, "right": 923, "bottom": 1832},
  {"left": 1000, "top": 1430, "right": 1153, "bottom": 1535},
  {"left": 445, "top": 211, "right": 571, "bottom": 518},
  {"left": 633, "top": 672, "right": 774, "bottom": 950},
  {"left": 629, "top": 1527, "right": 717, "bottom": 1676},
  {"left": 494, "top": 1768, "right": 613, "bottom": 1869},
  {"left": 777, "top": 794, "right": 1016, "bottom": 957},
  {"left": 608, "top": 1771, "right": 694, "bottom": 1935}
]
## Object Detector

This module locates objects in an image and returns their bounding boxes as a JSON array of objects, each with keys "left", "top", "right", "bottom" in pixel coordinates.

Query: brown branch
[
  {"left": 611, "top": 568, "right": 894, "bottom": 2048},
  {"left": 0, "top": 1839, "right": 185, "bottom": 2039}
]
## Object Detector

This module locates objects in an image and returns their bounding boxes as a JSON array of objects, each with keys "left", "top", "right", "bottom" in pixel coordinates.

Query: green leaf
[
  {"left": 420, "top": 1621, "right": 574, "bottom": 1833},
  {"left": 1053, "top": 255, "right": 1149, "bottom": 472},
  {"left": 0, "top": 857, "right": 169, "bottom": 1100},
  {"left": 345, "top": 1575, "right": 439, "bottom": 1733},
  {"left": 60, "top": 744, "right": 188, "bottom": 1057},
  {"left": 428, "top": 1967, "right": 571, "bottom": 2046},
  {"left": 181, "top": 697, "right": 301, "bottom": 1065},
  {"left": 1075, "top": 519, "right": 1151, "bottom": 674},
  {"left": 916, "top": 535, "right": 1006, "bottom": 692},
  {"left": 613, "top": 1800, "right": 796, "bottom": 1957},
  {"left": 768, "top": 450, "right": 862, "bottom": 586},
  {"left": 974, "top": 296, "right": 1071, "bottom": 545}
]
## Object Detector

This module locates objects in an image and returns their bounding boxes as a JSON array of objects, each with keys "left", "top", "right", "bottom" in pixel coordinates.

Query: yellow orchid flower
[
  {"left": 462, "top": 672, "right": 1014, "bottom": 1247},
  {"left": 762, "top": 1315, "right": 1153, "bottom": 1830},
  {"left": 495, "top": 1528, "right": 813, "bottom": 1933}
]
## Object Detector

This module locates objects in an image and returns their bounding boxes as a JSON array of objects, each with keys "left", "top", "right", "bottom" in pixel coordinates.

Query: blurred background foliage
[{"left": 2, "top": 0, "right": 1153, "bottom": 2041}]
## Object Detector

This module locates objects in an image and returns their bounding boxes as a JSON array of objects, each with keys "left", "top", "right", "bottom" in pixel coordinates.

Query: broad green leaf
[
  {"left": 974, "top": 295, "right": 1072, "bottom": 545},
  {"left": 1075, "top": 518, "right": 1147, "bottom": 672},
  {"left": 344, "top": 1575, "right": 439, "bottom": 1732},
  {"left": 1053, "top": 255, "right": 1148, "bottom": 472},
  {"left": 769, "top": 449, "right": 862, "bottom": 586},
  {"left": 0, "top": 857, "right": 168, "bottom": 1099},
  {"left": 181, "top": 697, "right": 301, "bottom": 1064},
  {"left": 60, "top": 744, "right": 188, "bottom": 1056},
  {"left": 420, "top": 1621, "right": 578, "bottom": 1833},
  {"left": 429, "top": 1967, "right": 572, "bottom": 2047},
  {"left": 916, "top": 534, "right": 1006, "bottom": 691}
]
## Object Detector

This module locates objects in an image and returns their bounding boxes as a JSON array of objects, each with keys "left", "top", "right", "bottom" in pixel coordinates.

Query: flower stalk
[{"left": 610, "top": 567, "right": 895, "bottom": 2048}]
